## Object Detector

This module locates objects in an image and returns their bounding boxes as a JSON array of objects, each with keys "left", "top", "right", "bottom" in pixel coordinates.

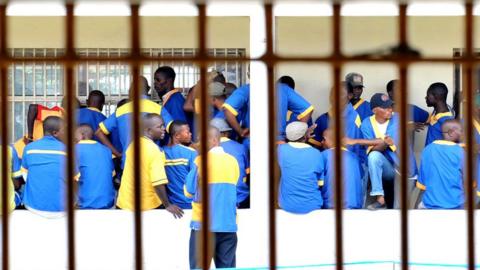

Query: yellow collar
[
  {"left": 429, "top": 111, "right": 453, "bottom": 126},
  {"left": 78, "top": 140, "right": 97, "bottom": 144},
  {"left": 162, "top": 89, "right": 182, "bottom": 105},
  {"left": 432, "top": 140, "right": 457, "bottom": 146}
]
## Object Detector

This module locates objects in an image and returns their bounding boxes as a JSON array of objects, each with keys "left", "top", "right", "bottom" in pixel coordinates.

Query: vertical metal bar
[
  {"left": 130, "top": 3, "right": 143, "bottom": 270},
  {"left": 264, "top": 3, "right": 277, "bottom": 270},
  {"left": 197, "top": 4, "right": 211, "bottom": 269},
  {"left": 331, "top": 3, "right": 343, "bottom": 270},
  {"left": 464, "top": 2, "right": 475, "bottom": 270},
  {"left": 0, "top": 3, "right": 9, "bottom": 270},
  {"left": 398, "top": 4, "right": 409, "bottom": 270},
  {"left": 65, "top": 2, "right": 76, "bottom": 270}
]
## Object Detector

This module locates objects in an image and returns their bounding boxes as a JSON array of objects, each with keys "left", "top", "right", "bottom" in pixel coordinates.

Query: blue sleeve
[
  {"left": 164, "top": 94, "right": 187, "bottom": 122},
  {"left": 99, "top": 112, "right": 117, "bottom": 135},
  {"left": 312, "top": 114, "right": 329, "bottom": 145},
  {"left": 224, "top": 85, "right": 249, "bottom": 117},
  {"left": 418, "top": 149, "right": 428, "bottom": 188},
  {"left": 319, "top": 152, "right": 330, "bottom": 208},
  {"left": 161, "top": 106, "right": 174, "bottom": 132},
  {"left": 10, "top": 146, "right": 22, "bottom": 178},
  {"left": 184, "top": 161, "right": 198, "bottom": 199},
  {"left": 360, "top": 119, "right": 375, "bottom": 140},
  {"left": 285, "top": 86, "right": 313, "bottom": 119},
  {"left": 412, "top": 105, "right": 429, "bottom": 123}
]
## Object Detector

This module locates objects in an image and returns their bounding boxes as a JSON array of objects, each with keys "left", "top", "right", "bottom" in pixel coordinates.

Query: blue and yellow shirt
[
  {"left": 184, "top": 146, "right": 240, "bottom": 232},
  {"left": 162, "top": 89, "right": 187, "bottom": 122},
  {"left": 361, "top": 114, "right": 418, "bottom": 178},
  {"left": 352, "top": 98, "right": 373, "bottom": 121},
  {"left": 418, "top": 140, "right": 464, "bottom": 209},
  {"left": 220, "top": 137, "right": 250, "bottom": 204},
  {"left": 21, "top": 136, "right": 80, "bottom": 212},
  {"left": 310, "top": 103, "right": 366, "bottom": 163},
  {"left": 76, "top": 107, "right": 106, "bottom": 133},
  {"left": 277, "top": 142, "right": 324, "bottom": 214},
  {"left": 425, "top": 111, "right": 454, "bottom": 146},
  {"left": 10, "top": 144, "right": 22, "bottom": 179},
  {"left": 76, "top": 140, "right": 115, "bottom": 209},
  {"left": 117, "top": 136, "right": 168, "bottom": 211},
  {"left": 321, "top": 148, "right": 363, "bottom": 209},
  {"left": 163, "top": 144, "right": 198, "bottom": 209},
  {"left": 99, "top": 98, "right": 173, "bottom": 167}
]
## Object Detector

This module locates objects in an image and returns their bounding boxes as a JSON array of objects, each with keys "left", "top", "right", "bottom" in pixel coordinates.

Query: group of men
[{"left": 0, "top": 65, "right": 474, "bottom": 269}]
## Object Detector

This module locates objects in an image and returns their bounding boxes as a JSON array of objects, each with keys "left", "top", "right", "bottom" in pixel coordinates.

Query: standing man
[
  {"left": 185, "top": 126, "right": 240, "bottom": 269},
  {"left": 154, "top": 66, "right": 187, "bottom": 122},
  {"left": 277, "top": 121, "right": 324, "bottom": 214},
  {"left": 345, "top": 72, "right": 373, "bottom": 121},
  {"left": 424, "top": 82, "right": 454, "bottom": 146},
  {"left": 117, "top": 113, "right": 183, "bottom": 216},
  {"left": 76, "top": 90, "right": 107, "bottom": 141}
]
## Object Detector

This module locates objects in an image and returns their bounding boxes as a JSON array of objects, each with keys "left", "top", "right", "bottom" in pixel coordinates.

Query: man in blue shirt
[
  {"left": 22, "top": 116, "right": 80, "bottom": 217},
  {"left": 345, "top": 72, "right": 373, "bottom": 121},
  {"left": 154, "top": 66, "right": 187, "bottom": 122},
  {"left": 75, "top": 124, "right": 115, "bottom": 209},
  {"left": 76, "top": 90, "right": 106, "bottom": 141},
  {"left": 185, "top": 126, "right": 240, "bottom": 269},
  {"left": 417, "top": 119, "right": 464, "bottom": 209},
  {"left": 210, "top": 118, "right": 250, "bottom": 208},
  {"left": 424, "top": 82, "right": 454, "bottom": 146},
  {"left": 277, "top": 121, "right": 324, "bottom": 214},
  {"left": 163, "top": 120, "right": 197, "bottom": 209},
  {"left": 321, "top": 129, "right": 363, "bottom": 209}
]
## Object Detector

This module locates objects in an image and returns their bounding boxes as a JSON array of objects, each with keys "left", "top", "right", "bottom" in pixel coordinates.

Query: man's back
[
  {"left": 163, "top": 144, "right": 197, "bottom": 209},
  {"left": 22, "top": 136, "right": 74, "bottom": 212},
  {"left": 117, "top": 136, "right": 168, "bottom": 211},
  {"left": 418, "top": 140, "right": 464, "bottom": 209},
  {"left": 76, "top": 140, "right": 115, "bottom": 209},
  {"left": 425, "top": 112, "right": 454, "bottom": 146},
  {"left": 277, "top": 142, "right": 324, "bottom": 214},
  {"left": 77, "top": 107, "right": 106, "bottom": 139},
  {"left": 185, "top": 147, "right": 239, "bottom": 232}
]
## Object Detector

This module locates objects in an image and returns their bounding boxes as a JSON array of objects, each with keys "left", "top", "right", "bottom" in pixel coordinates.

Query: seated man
[
  {"left": 417, "top": 119, "right": 464, "bottom": 209},
  {"left": 163, "top": 120, "right": 197, "bottom": 209},
  {"left": 76, "top": 90, "right": 107, "bottom": 141},
  {"left": 210, "top": 118, "right": 250, "bottom": 208},
  {"left": 75, "top": 124, "right": 115, "bottom": 209},
  {"left": 21, "top": 116, "right": 80, "bottom": 217},
  {"left": 321, "top": 129, "right": 363, "bottom": 209},
  {"left": 184, "top": 126, "right": 240, "bottom": 269},
  {"left": 359, "top": 93, "right": 418, "bottom": 210},
  {"left": 116, "top": 113, "right": 183, "bottom": 217},
  {"left": 277, "top": 121, "right": 324, "bottom": 214}
]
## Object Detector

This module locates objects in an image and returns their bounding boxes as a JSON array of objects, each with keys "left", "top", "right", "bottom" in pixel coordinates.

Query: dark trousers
[{"left": 189, "top": 230, "right": 237, "bottom": 269}]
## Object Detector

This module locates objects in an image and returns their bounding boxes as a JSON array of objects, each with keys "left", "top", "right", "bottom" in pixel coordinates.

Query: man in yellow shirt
[{"left": 116, "top": 113, "right": 183, "bottom": 218}]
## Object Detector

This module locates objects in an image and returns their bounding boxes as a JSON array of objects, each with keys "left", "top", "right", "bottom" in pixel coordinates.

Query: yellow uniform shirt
[{"left": 116, "top": 137, "right": 168, "bottom": 211}]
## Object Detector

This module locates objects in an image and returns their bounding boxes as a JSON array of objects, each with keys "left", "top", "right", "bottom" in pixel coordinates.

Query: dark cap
[
  {"left": 345, "top": 72, "right": 364, "bottom": 88},
  {"left": 370, "top": 93, "right": 393, "bottom": 110}
]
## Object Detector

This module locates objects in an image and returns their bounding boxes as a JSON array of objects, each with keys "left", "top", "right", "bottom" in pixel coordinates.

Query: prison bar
[{"left": 0, "top": 1, "right": 476, "bottom": 270}]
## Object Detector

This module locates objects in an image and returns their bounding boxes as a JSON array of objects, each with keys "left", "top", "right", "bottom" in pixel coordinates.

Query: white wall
[{"left": 6, "top": 210, "right": 479, "bottom": 270}]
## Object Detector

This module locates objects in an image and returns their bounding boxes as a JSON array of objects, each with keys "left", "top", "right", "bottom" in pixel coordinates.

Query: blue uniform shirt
[
  {"left": 220, "top": 137, "right": 250, "bottom": 204},
  {"left": 76, "top": 107, "right": 106, "bottom": 140},
  {"left": 162, "top": 90, "right": 187, "bottom": 122},
  {"left": 76, "top": 140, "right": 115, "bottom": 209},
  {"left": 163, "top": 144, "right": 198, "bottom": 209},
  {"left": 410, "top": 104, "right": 429, "bottom": 123},
  {"left": 425, "top": 111, "right": 454, "bottom": 146},
  {"left": 310, "top": 103, "right": 366, "bottom": 164},
  {"left": 99, "top": 98, "right": 173, "bottom": 167},
  {"left": 21, "top": 136, "right": 80, "bottom": 212},
  {"left": 277, "top": 142, "right": 324, "bottom": 214},
  {"left": 321, "top": 148, "right": 363, "bottom": 209},
  {"left": 418, "top": 140, "right": 464, "bottom": 209},
  {"left": 352, "top": 98, "right": 373, "bottom": 121}
]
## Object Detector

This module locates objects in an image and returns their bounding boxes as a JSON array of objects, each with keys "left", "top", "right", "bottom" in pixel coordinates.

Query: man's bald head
[
  {"left": 208, "top": 126, "right": 221, "bottom": 149},
  {"left": 142, "top": 113, "right": 166, "bottom": 140},
  {"left": 441, "top": 119, "right": 463, "bottom": 143},
  {"left": 43, "top": 116, "right": 64, "bottom": 140}
]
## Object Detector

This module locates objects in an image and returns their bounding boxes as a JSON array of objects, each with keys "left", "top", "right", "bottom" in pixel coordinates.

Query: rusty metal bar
[
  {"left": 129, "top": 3, "right": 143, "bottom": 270},
  {"left": 0, "top": 3, "right": 9, "bottom": 270},
  {"left": 331, "top": 3, "right": 344, "bottom": 270},
  {"left": 464, "top": 2, "right": 475, "bottom": 270},
  {"left": 264, "top": 3, "right": 278, "bottom": 270},
  {"left": 398, "top": 4, "right": 409, "bottom": 270},
  {"left": 65, "top": 2, "right": 76, "bottom": 270},
  {"left": 196, "top": 3, "right": 211, "bottom": 270}
]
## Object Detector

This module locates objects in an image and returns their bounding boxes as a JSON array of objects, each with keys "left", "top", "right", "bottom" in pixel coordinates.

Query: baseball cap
[
  {"left": 210, "top": 118, "right": 232, "bottom": 132},
  {"left": 370, "top": 93, "right": 394, "bottom": 110},
  {"left": 286, "top": 121, "right": 308, "bottom": 141},
  {"left": 208, "top": 82, "right": 226, "bottom": 97},
  {"left": 345, "top": 72, "right": 364, "bottom": 88}
]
